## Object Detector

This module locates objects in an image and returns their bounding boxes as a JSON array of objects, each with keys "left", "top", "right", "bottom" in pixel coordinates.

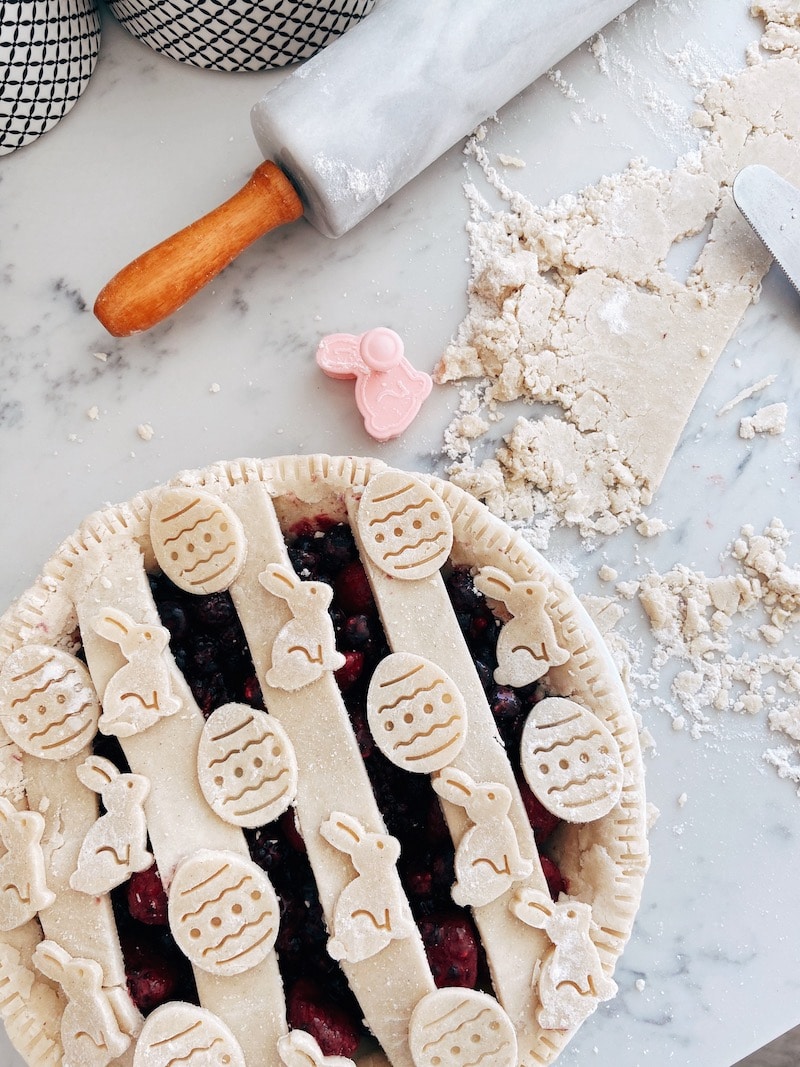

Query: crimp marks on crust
[{"left": 0, "top": 456, "right": 648, "bottom": 1067}]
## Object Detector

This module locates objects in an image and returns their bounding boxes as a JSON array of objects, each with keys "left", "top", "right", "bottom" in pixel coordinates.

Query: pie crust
[{"left": 0, "top": 455, "right": 649, "bottom": 1067}]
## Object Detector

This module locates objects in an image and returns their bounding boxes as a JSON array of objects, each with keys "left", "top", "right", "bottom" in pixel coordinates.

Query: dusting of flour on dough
[{"left": 437, "top": 4, "right": 800, "bottom": 546}]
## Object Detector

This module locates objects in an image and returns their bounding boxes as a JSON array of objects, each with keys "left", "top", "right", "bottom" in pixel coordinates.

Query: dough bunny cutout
[
  {"left": 408, "top": 987, "right": 517, "bottom": 1067},
  {"left": 32, "top": 939, "right": 138, "bottom": 1067},
  {"left": 520, "top": 697, "right": 624, "bottom": 823},
  {"left": 149, "top": 486, "right": 247, "bottom": 595},
  {"left": 356, "top": 470, "right": 453, "bottom": 580},
  {"left": 473, "top": 566, "right": 570, "bottom": 687},
  {"left": 92, "top": 607, "right": 181, "bottom": 737},
  {"left": 0, "top": 796, "right": 55, "bottom": 931},
  {"left": 259, "top": 564, "right": 345, "bottom": 691},
  {"left": 367, "top": 652, "right": 468, "bottom": 773},
  {"left": 197, "top": 702, "right": 298, "bottom": 828},
  {"left": 316, "top": 327, "right": 432, "bottom": 442},
  {"left": 278, "top": 1028, "right": 356, "bottom": 1067},
  {"left": 0, "top": 643, "right": 101, "bottom": 761},
  {"left": 319, "top": 812, "right": 415, "bottom": 963},
  {"left": 431, "top": 767, "right": 532, "bottom": 908},
  {"left": 70, "top": 755, "right": 152, "bottom": 896},
  {"left": 510, "top": 888, "right": 618, "bottom": 1031},
  {"left": 133, "top": 1002, "right": 246, "bottom": 1067}
]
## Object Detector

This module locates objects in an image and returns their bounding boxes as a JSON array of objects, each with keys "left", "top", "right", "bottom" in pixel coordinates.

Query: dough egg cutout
[
  {"left": 168, "top": 849, "right": 279, "bottom": 977},
  {"left": 150, "top": 487, "right": 247, "bottom": 594},
  {"left": 357, "top": 471, "right": 453, "bottom": 580},
  {"left": 197, "top": 702, "right": 298, "bottom": 828},
  {"left": 0, "top": 644, "right": 101, "bottom": 760},
  {"left": 409, "top": 987, "right": 518, "bottom": 1067},
  {"left": 133, "top": 1002, "right": 246, "bottom": 1067},
  {"left": 367, "top": 652, "right": 468, "bottom": 773},
  {"left": 520, "top": 696, "right": 624, "bottom": 822}
]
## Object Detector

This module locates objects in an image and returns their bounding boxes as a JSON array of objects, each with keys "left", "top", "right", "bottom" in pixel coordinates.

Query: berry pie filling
[
  {"left": 106, "top": 523, "right": 569, "bottom": 1054},
  {"left": 0, "top": 458, "right": 646, "bottom": 1067}
]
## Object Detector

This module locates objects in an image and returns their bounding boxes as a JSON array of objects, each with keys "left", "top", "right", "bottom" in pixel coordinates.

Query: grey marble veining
[{"left": 2, "top": 3, "right": 800, "bottom": 1067}]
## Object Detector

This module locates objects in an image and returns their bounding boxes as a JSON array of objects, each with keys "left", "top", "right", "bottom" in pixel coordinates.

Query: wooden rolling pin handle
[{"left": 94, "top": 161, "right": 304, "bottom": 337}]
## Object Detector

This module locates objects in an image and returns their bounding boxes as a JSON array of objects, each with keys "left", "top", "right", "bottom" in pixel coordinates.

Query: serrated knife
[{"left": 732, "top": 164, "right": 800, "bottom": 296}]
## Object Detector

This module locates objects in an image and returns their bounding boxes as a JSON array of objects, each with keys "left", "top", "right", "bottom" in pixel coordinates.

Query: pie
[{"left": 0, "top": 455, "right": 648, "bottom": 1067}]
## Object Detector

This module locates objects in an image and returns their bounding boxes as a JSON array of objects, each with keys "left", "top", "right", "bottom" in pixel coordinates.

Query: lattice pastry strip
[
  {"left": 0, "top": 455, "right": 648, "bottom": 1067},
  {"left": 72, "top": 534, "right": 287, "bottom": 1066},
  {"left": 214, "top": 477, "right": 437, "bottom": 1067}
]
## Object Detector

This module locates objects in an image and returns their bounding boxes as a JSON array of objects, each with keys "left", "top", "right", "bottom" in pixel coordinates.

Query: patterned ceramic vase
[
  {"left": 105, "top": 0, "right": 375, "bottom": 72},
  {"left": 0, "top": 0, "right": 101, "bottom": 155}
]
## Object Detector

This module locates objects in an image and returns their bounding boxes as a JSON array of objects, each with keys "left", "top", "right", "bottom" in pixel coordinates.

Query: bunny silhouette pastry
[
  {"left": 259, "top": 563, "right": 345, "bottom": 691},
  {"left": 511, "top": 887, "right": 618, "bottom": 1031},
  {"left": 70, "top": 755, "right": 152, "bottom": 896},
  {"left": 0, "top": 797, "right": 55, "bottom": 931},
  {"left": 33, "top": 939, "right": 139, "bottom": 1067},
  {"left": 92, "top": 607, "right": 181, "bottom": 736},
  {"left": 320, "top": 812, "right": 416, "bottom": 963},
  {"left": 431, "top": 767, "right": 533, "bottom": 908},
  {"left": 278, "top": 1028, "right": 355, "bottom": 1067},
  {"left": 473, "top": 567, "right": 570, "bottom": 687},
  {"left": 316, "top": 327, "right": 432, "bottom": 441}
]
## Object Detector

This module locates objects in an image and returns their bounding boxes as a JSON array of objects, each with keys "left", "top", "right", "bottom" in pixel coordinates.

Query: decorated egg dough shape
[
  {"left": 197, "top": 703, "right": 298, "bottom": 828},
  {"left": 150, "top": 487, "right": 247, "bottom": 594},
  {"left": 0, "top": 644, "right": 101, "bottom": 760},
  {"left": 409, "top": 987, "right": 517, "bottom": 1067},
  {"left": 357, "top": 471, "right": 453, "bottom": 580},
  {"left": 520, "top": 697, "right": 624, "bottom": 823},
  {"left": 168, "top": 850, "right": 279, "bottom": 977},
  {"left": 367, "top": 653, "right": 467, "bottom": 773},
  {"left": 133, "top": 1002, "right": 246, "bottom": 1067}
]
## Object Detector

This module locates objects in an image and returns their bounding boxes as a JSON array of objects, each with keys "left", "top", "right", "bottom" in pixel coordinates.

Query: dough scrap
[{"left": 437, "top": 9, "right": 800, "bottom": 541}]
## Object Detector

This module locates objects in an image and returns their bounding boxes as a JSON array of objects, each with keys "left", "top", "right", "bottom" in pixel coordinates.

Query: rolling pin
[{"left": 94, "top": 0, "right": 637, "bottom": 336}]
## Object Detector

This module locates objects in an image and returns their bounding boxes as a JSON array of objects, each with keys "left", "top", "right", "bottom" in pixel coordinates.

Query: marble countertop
[{"left": 2, "top": 2, "right": 800, "bottom": 1065}]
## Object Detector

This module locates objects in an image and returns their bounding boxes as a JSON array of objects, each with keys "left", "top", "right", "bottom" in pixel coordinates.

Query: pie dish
[{"left": 0, "top": 455, "right": 648, "bottom": 1067}]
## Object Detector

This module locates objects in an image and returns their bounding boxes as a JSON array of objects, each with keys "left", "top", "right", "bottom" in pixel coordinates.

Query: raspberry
[
  {"left": 126, "top": 865, "right": 168, "bottom": 926},
  {"left": 419, "top": 913, "right": 480, "bottom": 988},
  {"left": 120, "top": 935, "right": 178, "bottom": 1014},
  {"left": 335, "top": 650, "right": 364, "bottom": 693},
  {"left": 241, "top": 672, "right": 263, "bottom": 706},
  {"left": 287, "top": 978, "right": 360, "bottom": 1058},
  {"left": 541, "top": 856, "right": 568, "bottom": 900},
  {"left": 517, "top": 774, "right": 562, "bottom": 843},
  {"left": 334, "top": 562, "right": 374, "bottom": 614},
  {"left": 279, "top": 809, "right": 306, "bottom": 854}
]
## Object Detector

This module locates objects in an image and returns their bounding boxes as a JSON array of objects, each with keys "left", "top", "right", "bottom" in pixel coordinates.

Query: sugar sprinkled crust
[{"left": 0, "top": 455, "right": 649, "bottom": 1067}]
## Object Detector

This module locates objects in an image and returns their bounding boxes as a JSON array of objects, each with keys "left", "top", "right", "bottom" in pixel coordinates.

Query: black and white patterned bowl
[
  {"left": 105, "top": 0, "right": 375, "bottom": 72},
  {"left": 1, "top": 0, "right": 101, "bottom": 155}
]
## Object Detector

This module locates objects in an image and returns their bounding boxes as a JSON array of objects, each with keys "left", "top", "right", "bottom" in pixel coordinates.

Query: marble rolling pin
[{"left": 94, "top": 0, "right": 636, "bottom": 336}]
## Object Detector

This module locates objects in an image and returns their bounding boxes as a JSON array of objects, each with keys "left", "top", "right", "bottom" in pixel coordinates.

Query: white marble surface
[{"left": 2, "top": 2, "right": 800, "bottom": 1066}]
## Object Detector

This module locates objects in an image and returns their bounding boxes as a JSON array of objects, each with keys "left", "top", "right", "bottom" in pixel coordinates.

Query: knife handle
[{"left": 94, "top": 161, "right": 304, "bottom": 337}]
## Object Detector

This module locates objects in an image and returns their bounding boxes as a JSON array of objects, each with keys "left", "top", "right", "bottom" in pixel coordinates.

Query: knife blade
[{"left": 732, "top": 164, "right": 800, "bottom": 296}]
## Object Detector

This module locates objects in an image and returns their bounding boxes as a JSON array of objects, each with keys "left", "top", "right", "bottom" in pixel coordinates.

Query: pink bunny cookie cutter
[{"left": 316, "top": 327, "right": 432, "bottom": 442}]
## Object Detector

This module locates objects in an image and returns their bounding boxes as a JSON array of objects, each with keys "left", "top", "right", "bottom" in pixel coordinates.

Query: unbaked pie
[{"left": 0, "top": 455, "right": 648, "bottom": 1067}]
